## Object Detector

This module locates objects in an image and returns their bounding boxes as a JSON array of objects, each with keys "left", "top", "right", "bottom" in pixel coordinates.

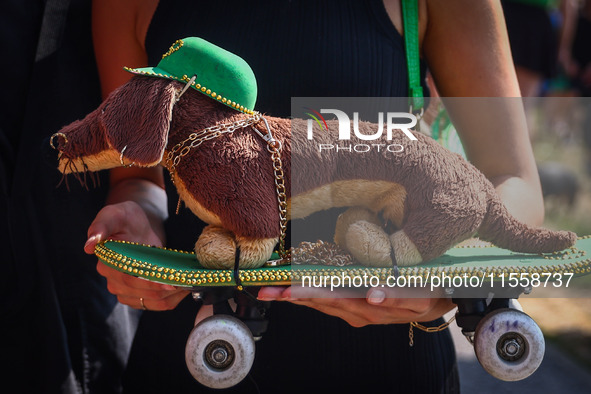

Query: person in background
[
  {"left": 558, "top": 0, "right": 591, "bottom": 96},
  {"left": 501, "top": 0, "right": 561, "bottom": 97},
  {"left": 556, "top": 0, "right": 591, "bottom": 174},
  {"left": 1, "top": 0, "right": 140, "bottom": 392},
  {"left": 85, "top": 0, "right": 545, "bottom": 392}
]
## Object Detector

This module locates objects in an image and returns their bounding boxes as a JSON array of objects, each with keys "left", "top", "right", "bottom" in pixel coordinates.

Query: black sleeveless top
[
  {"left": 124, "top": 1, "right": 458, "bottom": 393},
  {"left": 145, "top": 0, "right": 427, "bottom": 117}
]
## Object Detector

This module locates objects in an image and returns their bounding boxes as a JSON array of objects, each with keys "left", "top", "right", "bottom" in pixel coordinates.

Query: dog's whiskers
[
  {"left": 57, "top": 157, "right": 100, "bottom": 191},
  {"left": 57, "top": 158, "right": 73, "bottom": 191},
  {"left": 80, "top": 159, "right": 98, "bottom": 190}
]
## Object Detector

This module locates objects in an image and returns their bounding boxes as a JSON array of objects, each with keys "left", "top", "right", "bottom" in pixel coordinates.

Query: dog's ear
[{"left": 100, "top": 77, "right": 177, "bottom": 167}]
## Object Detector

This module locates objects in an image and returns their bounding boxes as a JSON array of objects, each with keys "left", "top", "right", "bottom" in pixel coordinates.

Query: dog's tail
[{"left": 477, "top": 192, "right": 577, "bottom": 253}]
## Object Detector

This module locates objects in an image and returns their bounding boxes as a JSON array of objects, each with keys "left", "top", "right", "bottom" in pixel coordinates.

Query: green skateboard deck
[{"left": 95, "top": 236, "right": 591, "bottom": 289}]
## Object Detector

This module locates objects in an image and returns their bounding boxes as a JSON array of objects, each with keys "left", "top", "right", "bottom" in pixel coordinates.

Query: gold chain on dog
[
  {"left": 256, "top": 117, "right": 289, "bottom": 260},
  {"left": 165, "top": 113, "right": 289, "bottom": 260},
  {"left": 165, "top": 113, "right": 263, "bottom": 176},
  {"left": 269, "top": 145, "right": 288, "bottom": 258}
]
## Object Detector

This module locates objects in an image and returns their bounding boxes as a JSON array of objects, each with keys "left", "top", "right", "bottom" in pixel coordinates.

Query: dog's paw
[
  {"left": 194, "top": 226, "right": 277, "bottom": 269},
  {"left": 235, "top": 236, "right": 278, "bottom": 269},
  {"left": 194, "top": 226, "right": 237, "bottom": 269},
  {"left": 344, "top": 221, "right": 392, "bottom": 267},
  {"left": 389, "top": 230, "right": 423, "bottom": 267},
  {"left": 334, "top": 207, "right": 381, "bottom": 250}
]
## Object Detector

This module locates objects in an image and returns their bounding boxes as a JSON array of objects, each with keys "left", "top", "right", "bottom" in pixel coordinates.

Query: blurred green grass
[
  {"left": 521, "top": 96, "right": 591, "bottom": 371},
  {"left": 529, "top": 97, "right": 591, "bottom": 236}
]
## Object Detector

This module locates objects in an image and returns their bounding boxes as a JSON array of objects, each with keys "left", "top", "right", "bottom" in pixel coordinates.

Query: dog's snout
[{"left": 50, "top": 132, "right": 68, "bottom": 151}]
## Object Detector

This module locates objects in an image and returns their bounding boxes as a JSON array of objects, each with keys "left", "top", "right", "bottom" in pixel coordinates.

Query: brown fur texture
[{"left": 54, "top": 76, "right": 577, "bottom": 268}]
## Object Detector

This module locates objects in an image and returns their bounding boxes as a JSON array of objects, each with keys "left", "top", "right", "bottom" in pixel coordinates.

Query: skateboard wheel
[
  {"left": 474, "top": 308, "right": 544, "bottom": 381},
  {"left": 185, "top": 315, "right": 255, "bottom": 389}
]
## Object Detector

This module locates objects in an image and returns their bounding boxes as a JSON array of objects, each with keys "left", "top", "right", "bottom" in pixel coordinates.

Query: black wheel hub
[
  {"left": 204, "top": 340, "right": 235, "bottom": 370},
  {"left": 496, "top": 332, "right": 527, "bottom": 362}
]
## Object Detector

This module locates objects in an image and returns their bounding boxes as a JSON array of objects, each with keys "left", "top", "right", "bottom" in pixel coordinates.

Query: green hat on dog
[{"left": 124, "top": 37, "right": 257, "bottom": 115}]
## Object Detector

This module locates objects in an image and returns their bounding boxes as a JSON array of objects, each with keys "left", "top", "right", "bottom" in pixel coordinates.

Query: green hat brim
[
  {"left": 125, "top": 66, "right": 257, "bottom": 115},
  {"left": 123, "top": 37, "right": 258, "bottom": 115}
]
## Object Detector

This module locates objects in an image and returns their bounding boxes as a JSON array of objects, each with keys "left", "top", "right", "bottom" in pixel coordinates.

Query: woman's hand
[
  {"left": 257, "top": 286, "right": 454, "bottom": 328},
  {"left": 84, "top": 180, "right": 190, "bottom": 311},
  {"left": 84, "top": 200, "right": 163, "bottom": 251}
]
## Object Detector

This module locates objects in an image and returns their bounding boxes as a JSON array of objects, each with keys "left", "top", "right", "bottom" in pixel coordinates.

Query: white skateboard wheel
[
  {"left": 474, "top": 308, "right": 545, "bottom": 381},
  {"left": 185, "top": 315, "right": 255, "bottom": 389}
]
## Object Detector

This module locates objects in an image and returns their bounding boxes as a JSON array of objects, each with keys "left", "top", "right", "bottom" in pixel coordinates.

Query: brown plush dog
[{"left": 52, "top": 75, "right": 576, "bottom": 269}]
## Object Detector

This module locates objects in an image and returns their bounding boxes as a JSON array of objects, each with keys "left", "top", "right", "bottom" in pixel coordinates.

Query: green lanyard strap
[{"left": 401, "top": 0, "right": 424, "bottom": 113}]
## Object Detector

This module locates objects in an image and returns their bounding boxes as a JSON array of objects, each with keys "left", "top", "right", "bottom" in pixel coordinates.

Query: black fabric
[
  {"left": 572, "top": 15, "right": 591, "bottom": 74},
  {"left": 1, "top": 1, "right": 140, "bottom": 392},
  {"left": 124, "top": 1, "right": 459, "bottom": 393},
  {"left": 0, "top": 0, "right": 44, "bottom": 179},
  {"left": 571, "top": 14, "right": 591, "bottom": 96},
  {"left": 501, "top": 0, "right": 559, "bottom": 79}
]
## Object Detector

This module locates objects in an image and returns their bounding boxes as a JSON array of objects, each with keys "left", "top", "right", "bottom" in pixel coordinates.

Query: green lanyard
[
  {"left": 401, "top": 0, "right": 424, "bottom": 114},
  {"left": 401, "top": 1, "right": 466, "bottom": 156}
]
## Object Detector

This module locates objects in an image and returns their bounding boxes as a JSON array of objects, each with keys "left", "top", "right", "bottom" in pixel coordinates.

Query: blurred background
[
  {"left": 450, "top": 0, "right": 591, "bottom": 391},
  {"left": 520, "top": 94, "right": 591, "bottom": 379}
]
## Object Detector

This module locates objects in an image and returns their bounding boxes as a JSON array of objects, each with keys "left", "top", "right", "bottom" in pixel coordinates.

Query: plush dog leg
[
  {"left": 335, "top": 207, "right": 424, "bottom": 267},
  {"left": 195, "top": 225, "right": 277, "bottom": 269},
  {"left": 234, "top": 235, "right": 278, "bottom": 269},
  {"left": 334, "top": 207, "right": 391, "bottom": 267},
  {"left": 345, "top": 221, "right": 393, "bottom": 267},
  {"left": 195, "top": 225, "right": 237, "bottom": 269},
  {"left": 334, "top": 207, "right": 382, "bottom": 250},
  {"left": 388, "top": 230, "right": 423, "bottom": 267},
  {"left": 342, "top": 224, "right": 424, "bottom": 267}
]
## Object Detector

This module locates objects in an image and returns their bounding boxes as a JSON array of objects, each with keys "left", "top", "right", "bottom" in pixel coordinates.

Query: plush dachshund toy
[{"left": 52, "top": 37, "right": 576, "bottom": 269}]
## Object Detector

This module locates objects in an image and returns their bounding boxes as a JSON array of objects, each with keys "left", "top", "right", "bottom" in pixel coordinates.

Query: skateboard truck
[
  {"left": 191, "top": 287, "right": 270, "bottom": 340},
  {"left": 185, "top": 248, "right": 271, "bottom": 388},
  {"left": 453, "top": 297, "right": 509, "bottom": 344}
]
